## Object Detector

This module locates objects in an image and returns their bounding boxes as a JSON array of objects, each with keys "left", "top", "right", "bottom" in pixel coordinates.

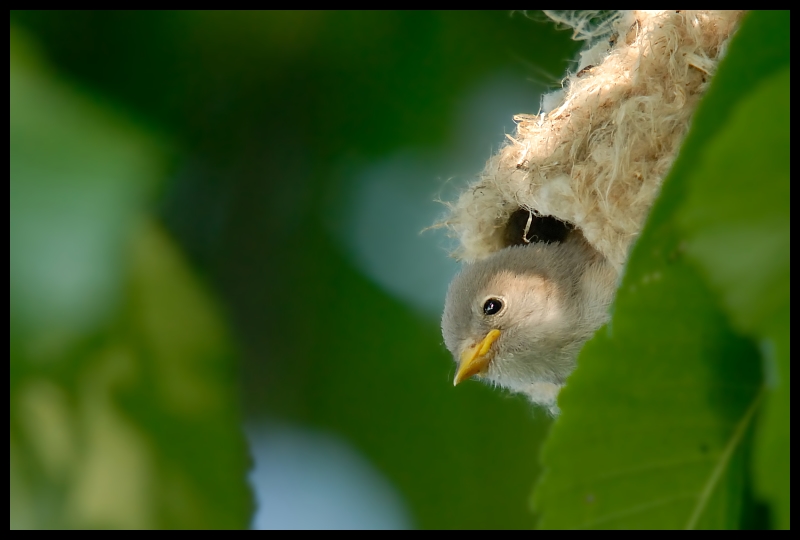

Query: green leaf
[
  {"left": 676, "top": 68, "right": 790, "bottom": 530},
  {"left": 10, "top": 27, "right": 156, "bottom": 356},
  {"left": 10, "top": 28, "right": 252, "bottom": 529},
  {"left": 534, "top": 240, "right": 761, "bottom": 529},
  {"left": 534, "top": 11, "right": 789, "bottom": 529},
  {"left": 121, "top": 221, "right": 254, "bottom": 529}
]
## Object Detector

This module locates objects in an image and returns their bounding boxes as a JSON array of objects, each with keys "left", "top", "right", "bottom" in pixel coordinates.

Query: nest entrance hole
[{"left": 504, "top": 208, "right": 575, "bottom": 247}]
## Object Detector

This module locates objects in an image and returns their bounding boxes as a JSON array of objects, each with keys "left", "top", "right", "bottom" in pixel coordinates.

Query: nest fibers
[{"left": 439, "top": 10, "right": 744, "bottom": 272}]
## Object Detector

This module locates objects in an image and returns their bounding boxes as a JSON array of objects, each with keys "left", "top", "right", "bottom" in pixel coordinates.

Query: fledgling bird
[
  {"left": 441, "top": 233, "right": 617, "bottom": 415},
  {"left": 438, "top": 11, "right": 742, "bottom": 415}
]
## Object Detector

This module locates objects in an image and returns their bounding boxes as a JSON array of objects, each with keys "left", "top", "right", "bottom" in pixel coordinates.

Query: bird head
[{"left": 441, "top": 238, "right": 616, "bottom": 408}]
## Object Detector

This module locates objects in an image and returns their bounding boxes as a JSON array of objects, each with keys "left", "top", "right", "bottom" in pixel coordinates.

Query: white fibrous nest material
[{"left": 440, "top": 10, "right": 744, "bottom": 272}]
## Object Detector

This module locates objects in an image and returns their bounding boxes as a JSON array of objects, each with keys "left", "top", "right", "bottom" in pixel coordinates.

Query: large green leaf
[
  {"left": 534, "top": 233, "right": 761, "bottom": 529},
  {"left": 676, "top": 67, "right": 790, "bottom": 530},
  {"left": 534, "top": 11, "right": 789, "bottom": 529}
]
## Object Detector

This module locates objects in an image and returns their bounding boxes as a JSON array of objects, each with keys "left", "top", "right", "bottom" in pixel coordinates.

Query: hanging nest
[{"left": 438, "top": 10, "right": 744, "bottom": 273}]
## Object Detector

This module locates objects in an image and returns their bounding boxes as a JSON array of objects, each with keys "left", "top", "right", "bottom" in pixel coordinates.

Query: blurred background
[{"left": 10, "top": 11, "right": 582, "bottom": 529}]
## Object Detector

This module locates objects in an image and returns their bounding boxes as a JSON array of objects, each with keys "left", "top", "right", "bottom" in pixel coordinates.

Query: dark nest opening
[{"left": 503, "top": 207, "right": 576, "bottom": 247}]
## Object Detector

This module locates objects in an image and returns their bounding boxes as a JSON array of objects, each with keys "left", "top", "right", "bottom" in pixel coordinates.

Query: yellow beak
[{"left": 453, "top": 329, "right": 502, "bottom": 386}]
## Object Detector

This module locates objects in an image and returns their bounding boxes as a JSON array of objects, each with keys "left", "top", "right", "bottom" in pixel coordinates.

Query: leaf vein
[{"left": 684, "top": 389, "right": 763, "bottom": 529}]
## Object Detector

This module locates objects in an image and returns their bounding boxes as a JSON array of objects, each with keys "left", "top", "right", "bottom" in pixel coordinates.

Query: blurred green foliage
[
  {"left": 535, "top": 11, "right": 789, "bottom": 529},
  {"left": 10, "top": 11, "right": 581, "bottom": 529},
  {"left": 11, "top": 30, "right": 251, "bottom": 528},
  {"left": 11, "top": 10, "right": 786, "bottom": 530}
]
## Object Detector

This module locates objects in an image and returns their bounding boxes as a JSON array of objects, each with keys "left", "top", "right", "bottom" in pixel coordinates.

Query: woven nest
[{"left": 439, "top": 10, "right": 744, "bottom": 274}]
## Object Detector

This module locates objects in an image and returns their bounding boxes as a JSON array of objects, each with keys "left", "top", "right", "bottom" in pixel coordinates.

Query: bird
[
  {"left": 440, "top": 229, "right": 617, "bottom": 415},
  {"left": 438, "top": 10, "right": 742, "bottom": 415}
]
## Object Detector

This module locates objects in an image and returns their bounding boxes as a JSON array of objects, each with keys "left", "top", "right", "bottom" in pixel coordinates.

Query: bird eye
[{"left": 483, "top": 298, "right": 503, "bottom": 316}]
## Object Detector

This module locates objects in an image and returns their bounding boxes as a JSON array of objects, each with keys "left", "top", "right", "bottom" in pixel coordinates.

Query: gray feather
[{"left": 441, "top": 237, "right": 616, "bottom": 414}]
